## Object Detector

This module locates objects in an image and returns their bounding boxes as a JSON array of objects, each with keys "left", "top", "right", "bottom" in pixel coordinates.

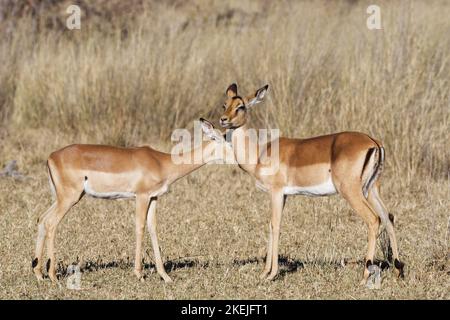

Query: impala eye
[{"left": 236, "top": 105, "right": 245, "bottom": 112}]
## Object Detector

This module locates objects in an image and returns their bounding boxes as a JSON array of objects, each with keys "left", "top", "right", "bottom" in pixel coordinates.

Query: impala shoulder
[
  {"left": 134, "top": 146, "right": 168, "bottom": 169},
  {"left": 48, "top": 143, "right": 83, "bottom": 161},
  {"left": 135, "top": 145, "right": 166, "bottom": 159},
  {"left": 132, "top": 146, "right": 155, "bottom": 160}
]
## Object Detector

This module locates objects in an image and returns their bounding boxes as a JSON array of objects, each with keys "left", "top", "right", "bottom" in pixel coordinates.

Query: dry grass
[{"left": 0, "top": 0, "right": 449, "bottom": 299}]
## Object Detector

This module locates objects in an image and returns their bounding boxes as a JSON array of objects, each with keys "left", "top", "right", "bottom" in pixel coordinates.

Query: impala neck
[
  {"left": 164, "top": 140, "right": 220, "bottom": 184},
  {"left": 229, "top": 125, "right": 259, "bottom": 177}
]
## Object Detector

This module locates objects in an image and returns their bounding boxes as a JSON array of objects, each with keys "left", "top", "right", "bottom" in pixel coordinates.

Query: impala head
[
  {"left": 199, "top": 118, "right": 236, "bottom": 163},
  {"left": 219, "top": 83, "right": 269, "bottom": 129},
  {"left": 199, "top": 118, "right": 225, "bottom": 143}
]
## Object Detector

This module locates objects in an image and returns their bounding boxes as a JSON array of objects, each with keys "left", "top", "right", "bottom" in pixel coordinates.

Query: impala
[
  {"left": 218, "top": 83, "right": 404, "bottom": 282},
  {"left": 32, "top": 119, "right": 226, "bottom": 283}
]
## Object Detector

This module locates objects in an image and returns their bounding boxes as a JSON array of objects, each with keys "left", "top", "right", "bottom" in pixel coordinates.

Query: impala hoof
[
  {"left": 134, "top": 269, "right": 144, "bottom": 280},
  {"left": 265, "top": 273, "right": 278, "bottom": 281},
  {"left": 394, "top": 259, "right": 405, "bottom": 279},
  {"left": 259, "top": 270, "right": 270, "bottom": 280},
  {"left": 34, "top": 271, "right": 44, "bottom": 281},
  {"left": 49, "top": 274, "right": 58, "bottom": 283},
  {"left": 32, "top": 259, "right": 44, "bottom": 281}
]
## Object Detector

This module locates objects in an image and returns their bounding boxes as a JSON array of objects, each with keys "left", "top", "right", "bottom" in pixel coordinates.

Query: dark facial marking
[
  {"left": 235, "top": 105, "right": 246, "bottom": 115},
  {"left": 46, "top": 259, "right": 51, "bottom": 272},
  {"left": 231, "top": 96, "right": 246, "bottom": 115}
]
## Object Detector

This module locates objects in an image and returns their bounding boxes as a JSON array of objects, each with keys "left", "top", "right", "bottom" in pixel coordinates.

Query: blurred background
[
  {"left": 0, "top": 1, "right": 448, "bottom": 299},
  {"left": 0, "top": 0, "right": 448, "bottom": 182}
]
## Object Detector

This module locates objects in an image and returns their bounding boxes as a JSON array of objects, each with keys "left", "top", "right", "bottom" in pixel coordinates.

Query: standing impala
[
  {"left": 32, "top": 119, "right": 226, "bottom": 283},
  {"left": 218, "top": 83, "right": 404, "bottom": 282}
]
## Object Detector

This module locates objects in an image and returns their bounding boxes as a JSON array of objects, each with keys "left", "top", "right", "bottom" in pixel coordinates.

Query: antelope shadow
[
  {"left": 232, "top": 255, "right": 391, "bottom": 278},
  {"left": 51, "top": 255, "right": 390, "bottom": 279},
  {"left": 54, "top": 257, "right": 209, "bottom": 278}
]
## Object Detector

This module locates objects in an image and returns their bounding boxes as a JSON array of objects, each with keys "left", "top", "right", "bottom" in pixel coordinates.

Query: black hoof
[
  {"left": 46, "top": 259, "right": 51, "bottom": 273},
  {"left": 394, "top": 259, "right": 405, "bottom": 278},
  {"left": 388, "top": 213, "right": 395, "bottom": 225},
  {"left": 32, "top": 258, "right": 38, "bottom": 269}
]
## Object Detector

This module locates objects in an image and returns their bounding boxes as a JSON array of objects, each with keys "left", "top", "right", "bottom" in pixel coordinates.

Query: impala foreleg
[
  {"left": 265, "top": 190, "right": 285, "bottom": 281},
  {"left": 146, "top": 197, "right": 172, "bottom": 283},
  {"left": 260, "top": 222, "right": 273, "bottom": 279},
  {"left": 134, "top": 195, "right": 149, "bottom": 281}
]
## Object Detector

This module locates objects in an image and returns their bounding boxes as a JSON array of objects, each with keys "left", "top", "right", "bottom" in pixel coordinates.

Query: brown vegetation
[{"left": 0, "top": 0, "right": 448, "bottom": 299}]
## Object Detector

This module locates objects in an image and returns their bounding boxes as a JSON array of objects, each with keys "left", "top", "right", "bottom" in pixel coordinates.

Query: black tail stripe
[
  {"left": 361, "top": 148, "right": 376, "bottom": 179},
  {"left": 47, "top": 160, "right": 57, "bottom": 195},
  {"left": 363, "top": 146, "right": 384, "bottom": 197}
]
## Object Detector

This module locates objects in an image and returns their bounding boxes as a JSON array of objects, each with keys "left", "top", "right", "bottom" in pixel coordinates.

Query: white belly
[
  {"left": 83, "top": 178, "right": 135, "bottom": 200},
  {"left": 283, "top": 178, "right": 337, "bottom": 197}
]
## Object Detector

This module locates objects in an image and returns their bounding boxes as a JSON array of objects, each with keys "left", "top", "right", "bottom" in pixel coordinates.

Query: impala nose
[{"left": 220, "top": 116, "right": 229, "bottom": 123}]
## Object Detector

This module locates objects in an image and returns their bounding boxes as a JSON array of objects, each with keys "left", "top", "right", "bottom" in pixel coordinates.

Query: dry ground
[
  {"left": 0, "top": 0, "right": 449, "bottom": 299},
  {"left": 0, "top": 132, "right": 448, "bottom": 300}
]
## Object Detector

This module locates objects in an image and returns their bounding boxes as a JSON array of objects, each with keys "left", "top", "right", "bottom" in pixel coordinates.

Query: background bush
[{"left": 0, "top": 0, "right": 448, "bottom": 181}]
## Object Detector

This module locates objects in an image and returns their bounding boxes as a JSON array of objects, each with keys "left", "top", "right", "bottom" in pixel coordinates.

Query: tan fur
[
  {"left": 33, "top": 127, "right": 226, "bottom": 283},
  {"left": 219, "top": 84, "right": 403, "bottom": 281}
]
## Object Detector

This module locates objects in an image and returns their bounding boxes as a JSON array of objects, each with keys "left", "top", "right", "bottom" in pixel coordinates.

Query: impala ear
[
  {"left": 200, "top": 118, "right": 223, "bottom": 142},
  {"left": 246, "top": 84, "right": 269, "bottom": 108},
  {"left": 226, "top": 83, "right": 238, "bottom": 98}
]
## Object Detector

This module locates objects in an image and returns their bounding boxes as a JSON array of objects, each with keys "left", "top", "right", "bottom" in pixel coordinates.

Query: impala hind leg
[
  {"left": 33, "top": 203, "right": 57, "bottom": 280},
  {"left": 44, "top": 192, "right": 81, "bottom": 282},
  {"left": 368, "top": 184, "right": 404, "bottom": 278},
  {"left": 146, "top": 197, "right": 172, "bottom": 283},
  {"left": 341, "top": 187, "right": 381, "bottom": 282}
]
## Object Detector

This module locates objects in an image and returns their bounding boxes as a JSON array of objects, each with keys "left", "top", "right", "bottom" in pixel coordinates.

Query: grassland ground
[
  {"left": 0, "top": 0, "right": 448, "bottom": 299},
  {"left": 0, "top": 132, "right": 448, "bottom": 299}
]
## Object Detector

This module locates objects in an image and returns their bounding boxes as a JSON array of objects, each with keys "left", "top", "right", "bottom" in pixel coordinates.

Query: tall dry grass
[
  {"left": 0, "top": 0, "right": 448, "bottom": 183},
  {"left": 0, "top": 1, "right": 448, "bottom": 299}
]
